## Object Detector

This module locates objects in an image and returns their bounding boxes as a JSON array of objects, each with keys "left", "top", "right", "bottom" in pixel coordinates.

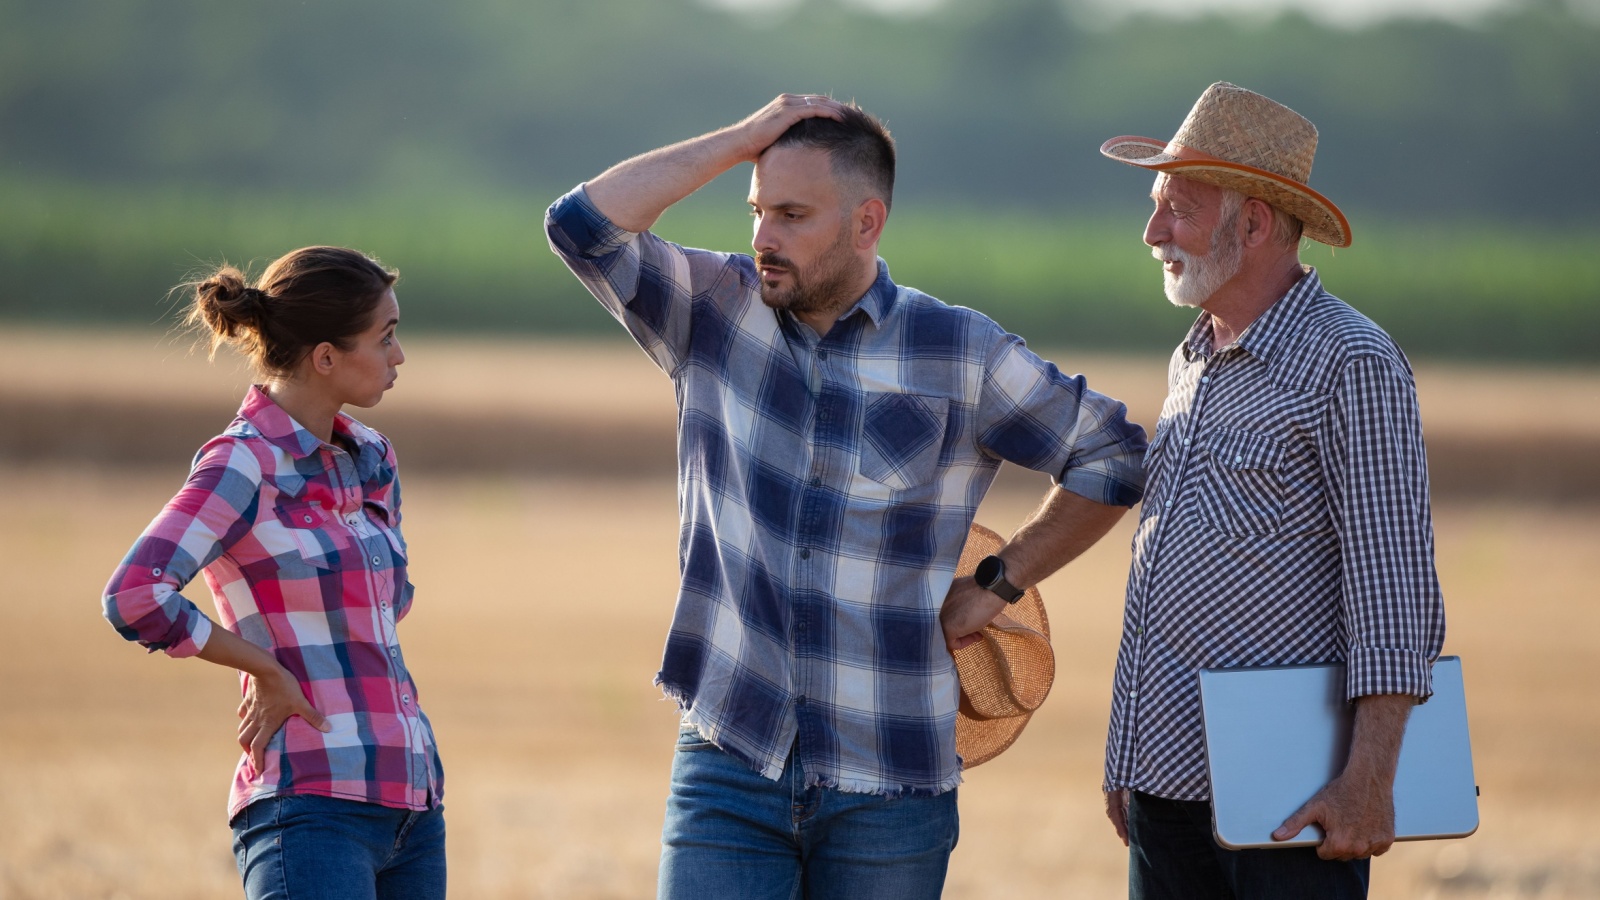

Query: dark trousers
[{"left": 1128, "top": 791, "right": 1370, "bottom": 900}]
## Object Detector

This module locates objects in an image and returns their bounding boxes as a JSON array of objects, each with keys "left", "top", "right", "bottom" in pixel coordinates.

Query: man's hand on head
[
  {"left": 583, "top": 93, "right": 848, "bottom": 235},
  {"left": 939, "top": 575, "right": 1008, "bottom": 653},
  {"left": 726, "top": 94, "right": 848, "bottom": 163}
]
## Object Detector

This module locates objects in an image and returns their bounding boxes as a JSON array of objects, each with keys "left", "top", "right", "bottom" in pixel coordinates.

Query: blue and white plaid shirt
[
  {"left": 548, "top": 185, "right": 1146, "bottom": 796},
  {"left": 1106, "top": 268, "right": 1446, "bottom": 802}
]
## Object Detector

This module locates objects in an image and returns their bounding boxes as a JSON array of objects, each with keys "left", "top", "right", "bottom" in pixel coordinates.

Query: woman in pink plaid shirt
[{"left": 103, "top": 247, "right": 445, "bottom": 899}]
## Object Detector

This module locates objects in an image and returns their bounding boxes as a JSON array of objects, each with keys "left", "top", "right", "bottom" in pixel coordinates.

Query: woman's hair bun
[{"left": 190, "top": 265, "right": 268, "bottom": 339}]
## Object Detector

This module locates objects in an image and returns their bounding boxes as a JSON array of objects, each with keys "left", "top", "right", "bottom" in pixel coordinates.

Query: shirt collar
[
  {"left": 1181, "top": 266, "right": 1322, "bottom": 364},
  {"left": 238, "top": 385, "right": 385, "bottom": 472},
  {"left": 831, "top": 258, "right": 898, "bottom": 328}
]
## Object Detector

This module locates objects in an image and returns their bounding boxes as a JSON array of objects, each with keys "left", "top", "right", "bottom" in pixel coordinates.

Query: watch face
[{"left": 975, "top": 555, "right": 1003, "bottom": 588}]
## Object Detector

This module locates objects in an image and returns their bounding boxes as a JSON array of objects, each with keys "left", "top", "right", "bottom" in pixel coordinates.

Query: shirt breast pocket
[
  {"left": 268, "top": 501, "right": 337, "bottom": 570},
  {"left": 363, "top": 500, "right": 408, "bottom": 562},
  {"left": 1199, "top": 429, "right": 1286, "bottom": 537},
  {"left": 858, "top": 392, "right": 950, "bottom": 492}
]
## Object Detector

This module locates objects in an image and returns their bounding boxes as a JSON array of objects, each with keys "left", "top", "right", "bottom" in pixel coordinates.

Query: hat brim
[
  {"left": 953, "top": 524, "right": 1054, "bottom": 769},
  {"left": 1101, "top": 135, "right": 1352, "bottom": 248},
  {"left": 956, "top": 699, "right": 1034, "bottom": 769}
]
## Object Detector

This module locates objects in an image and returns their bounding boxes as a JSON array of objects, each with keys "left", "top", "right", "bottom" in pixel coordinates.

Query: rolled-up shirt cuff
[
  {"left": 162, "top": 609, "right": 214, "bottom": 659},
  {"left": 1056, "top": 465, "right": 1145, "bottom": 508},
  {"left": 547, "top": 184, "right": 637, "bottom": 259},
  {"left": 1345, "top": 645, "right": 1435, "bottom": 703}
]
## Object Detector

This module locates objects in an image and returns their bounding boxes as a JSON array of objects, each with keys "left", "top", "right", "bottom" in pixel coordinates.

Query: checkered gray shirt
[
  {"left": 1105, "top": 268, "right": 1446, "bottom": 802},
  {"left": 548, "top": 185, "right": 1147, "bottom": 796}
]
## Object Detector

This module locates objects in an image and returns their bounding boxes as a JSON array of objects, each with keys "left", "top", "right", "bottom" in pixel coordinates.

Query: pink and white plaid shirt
[{"left": 104, "top": 386, "right": 442, "bottom": 818}]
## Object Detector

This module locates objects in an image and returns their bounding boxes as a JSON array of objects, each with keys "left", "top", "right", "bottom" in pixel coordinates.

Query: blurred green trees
[{"left": 1, "top": 0, "right": 1596, "bottom": 358}]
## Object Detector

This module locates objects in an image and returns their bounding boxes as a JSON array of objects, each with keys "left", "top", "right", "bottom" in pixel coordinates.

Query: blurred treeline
[{"left": 2, "top": 0, "right": 1596, "bottom": 359}]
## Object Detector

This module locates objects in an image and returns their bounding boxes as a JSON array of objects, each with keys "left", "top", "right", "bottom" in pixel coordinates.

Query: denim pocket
[
  {"left": 676, "top": 723, "right": 718, "bottom": 752},
  {"left": 1198, "top": 429, "right": 1286, "bottom": 537}
]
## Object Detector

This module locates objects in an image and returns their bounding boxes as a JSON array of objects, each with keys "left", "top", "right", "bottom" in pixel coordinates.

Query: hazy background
[
  {"left": 3, "top": 1, "right": 1599, "bottom": 897},
  {"left": 2, "top": 0, "right": 1597, "bottom": 358}
]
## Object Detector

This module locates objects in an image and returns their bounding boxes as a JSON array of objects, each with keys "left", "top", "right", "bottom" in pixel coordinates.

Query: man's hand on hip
[
  {"left": 939, "top": 575, "right": 1007, "bottom": 653},
  {"left": 940, "top": 489, "right": 1127, "bottom": 654}
]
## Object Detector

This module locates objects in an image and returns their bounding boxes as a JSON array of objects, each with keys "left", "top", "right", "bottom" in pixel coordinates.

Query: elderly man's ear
[{"left": 1241, "top": 198, "right": 1279, "bottom": 249}]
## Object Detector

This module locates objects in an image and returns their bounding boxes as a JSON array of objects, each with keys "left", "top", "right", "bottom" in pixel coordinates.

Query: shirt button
[
  {"left": 390, "top": 647, "right": 398, "bottom": 658},
  {"left": 1234, "top": 455, "right": 1243, "bottom": 464},
  {"left": 1130, "top": 690, "right": 1139, "bottom": 698},
  {"left": 800, "top": 549, "right": 811, "bottom": 560},
  {"left": 151, "top": 566, "right": 163, "bottom": 576},
  {"left": 817, "top": 351, "right": 828, "bottom": 361},
  {"left": 811, "top": 477, "right": 822, "bottom": 487},
  {"left": 401, "top": 694, "right": 411, "bottom": 704},
  {"left": 1163, "top": 500, "right": 1172, "bottom": 509},
  {"left": 1200, "top": 376, "right": 1210, "bottom": 384},
  {"left": 1183, "top": 439, "right": 1191, "bottom": 446},
  {"left": 381, "top": 600, "right": 390, "bottom": 609},
  {"left": 371, "top": 555, "right": 382, "bottom": 566},
  {"left": 303, "top": 515, "right": 314, "bottom": 524}
]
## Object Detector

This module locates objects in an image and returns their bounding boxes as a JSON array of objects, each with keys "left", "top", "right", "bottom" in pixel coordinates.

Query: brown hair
[
  {"left": 182, "top": 246, "right": 397, "bottom": 377},
  {"left": 771, "top": 101, "right": 896, "bottom": 213}
]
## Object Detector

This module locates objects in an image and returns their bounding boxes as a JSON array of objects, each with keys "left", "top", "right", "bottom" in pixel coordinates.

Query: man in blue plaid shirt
[
  {"left": 546, "top": 94, "right": 1147, "bottom": 898},
  {"left": 1097, "top": 83, "right": 1447, "bottom": 899}
]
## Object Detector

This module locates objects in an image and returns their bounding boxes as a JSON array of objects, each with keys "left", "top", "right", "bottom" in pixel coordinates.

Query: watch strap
[{"left": 976, "top": 554, "right": 1025, "bottom": 604}]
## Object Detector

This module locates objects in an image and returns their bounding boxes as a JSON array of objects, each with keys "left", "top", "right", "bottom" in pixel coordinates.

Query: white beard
[{"left": 1152, "top": 202, "right": 1244, "bottom": 308}]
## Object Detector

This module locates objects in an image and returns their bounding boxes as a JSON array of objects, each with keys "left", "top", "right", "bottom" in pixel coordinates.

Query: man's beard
[
  {"left": 1153, "top": 199, "right": 1244, "bottom": 308},
  {"left": 756, "top": 221, "right": 859, "bottom": 318}
]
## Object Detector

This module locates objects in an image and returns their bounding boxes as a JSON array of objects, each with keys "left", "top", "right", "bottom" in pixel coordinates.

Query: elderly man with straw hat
[{"left": 1096, "top": 83, "right": 1447, "bottom": 898}]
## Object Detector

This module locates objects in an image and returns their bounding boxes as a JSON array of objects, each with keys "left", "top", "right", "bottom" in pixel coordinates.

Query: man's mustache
[{"left": 1151, "top": 244, "right": 1185, "bottom": 264}]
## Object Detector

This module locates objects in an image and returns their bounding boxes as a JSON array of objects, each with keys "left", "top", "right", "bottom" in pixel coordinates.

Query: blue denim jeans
[
  {"left": 658, "top": 726, "right": 959, "bottom": 900},
  {"left": 1128, "top": 791, "right": 1369, "bottom": 900},
  {"left": 230, "top": 794, "right": 446, "bottom": 900}
]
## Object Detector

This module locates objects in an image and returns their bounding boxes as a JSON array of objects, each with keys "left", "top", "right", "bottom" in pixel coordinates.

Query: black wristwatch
[{"left": 974, "top": 554, "right": 1024, "bottom": 604}]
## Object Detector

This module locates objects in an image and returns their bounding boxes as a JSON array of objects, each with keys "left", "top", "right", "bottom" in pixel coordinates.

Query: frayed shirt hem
[{"left": 657, "top": 679, "right": 963, "bottom": 798}]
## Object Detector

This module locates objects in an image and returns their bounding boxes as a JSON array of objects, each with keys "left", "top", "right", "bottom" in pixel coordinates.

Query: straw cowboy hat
[
  {"left": 1100, "top": 81, "right": 1352, "bottom": 247},
  {"left": 953, "top": 522, "right": 1055, "bottom": 768}
]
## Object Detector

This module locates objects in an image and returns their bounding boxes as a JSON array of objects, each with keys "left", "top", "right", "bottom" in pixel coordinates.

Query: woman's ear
[{"left": 309, "top": 341, "right": 339, "bottom": 376}]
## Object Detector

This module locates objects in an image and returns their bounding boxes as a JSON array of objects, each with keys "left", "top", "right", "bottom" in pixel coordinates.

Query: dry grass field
[{"left": 2, "top": 328, "right": 1598, "bottom": 898}]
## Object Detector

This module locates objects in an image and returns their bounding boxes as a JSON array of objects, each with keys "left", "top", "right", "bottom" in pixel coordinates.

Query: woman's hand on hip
[{"left": 237, "top": 665, "right": 330, "bottom": 772}]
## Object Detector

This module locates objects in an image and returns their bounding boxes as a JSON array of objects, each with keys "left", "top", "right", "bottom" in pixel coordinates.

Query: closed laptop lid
[{"left": 1198, "top": 656, "right": 1479, "bottom": 850}]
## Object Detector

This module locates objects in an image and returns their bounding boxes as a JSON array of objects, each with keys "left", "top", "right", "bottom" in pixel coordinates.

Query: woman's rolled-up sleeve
[{"left": 102, "top": 437, "right": 262, "bottom": 658}]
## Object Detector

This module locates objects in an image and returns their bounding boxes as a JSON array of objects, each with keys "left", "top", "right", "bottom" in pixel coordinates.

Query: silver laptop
[{"left": 1198, "top": 656, "right": 1478, "bottom": 850}]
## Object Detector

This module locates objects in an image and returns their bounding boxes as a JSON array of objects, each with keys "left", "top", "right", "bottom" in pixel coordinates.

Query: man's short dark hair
[{"left": 772, "top": 102, "right": 896, "bottom": 213}]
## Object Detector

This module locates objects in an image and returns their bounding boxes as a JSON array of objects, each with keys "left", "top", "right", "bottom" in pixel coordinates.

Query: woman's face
[{"left": 328, "top": 289, "right": 404, "bottom": 408}]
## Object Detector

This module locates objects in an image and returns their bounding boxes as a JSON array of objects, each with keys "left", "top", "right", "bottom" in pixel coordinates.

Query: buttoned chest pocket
[
  {"left": 363, "top": 500, "right": 408, "bottom": 562},
  {"left": 359, "top": 499, "right": 415, "bottom": 618},
  {"left": 858, "top": 393, "right": 949, "bottom": 492},
  {"left": 266, "top": 500, "right": 338, "bottom": 570},
  {"left": 1198, "top": 430, "right": 1286, "bottom": 537}
]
